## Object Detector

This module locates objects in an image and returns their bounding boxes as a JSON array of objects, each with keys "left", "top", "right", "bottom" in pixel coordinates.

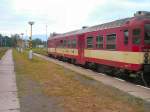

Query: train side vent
[{"left": 134, "top": 11, "right": 150, "bottom": 17}]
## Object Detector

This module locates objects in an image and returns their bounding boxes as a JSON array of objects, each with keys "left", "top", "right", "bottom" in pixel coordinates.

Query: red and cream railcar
[{"left": 48, "top": 11, "right": 150, "bottom": 77}]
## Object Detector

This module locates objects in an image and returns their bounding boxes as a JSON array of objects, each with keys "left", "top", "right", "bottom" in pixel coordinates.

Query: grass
[
  {"left": 32, "top": 48, "right": 48, "bottom": 56},
  {"left": 0, "top": 47, "right": 8, "bottom": 59},
  {"left": 13, "top": 49, "right": 148, "bottom": 112}
]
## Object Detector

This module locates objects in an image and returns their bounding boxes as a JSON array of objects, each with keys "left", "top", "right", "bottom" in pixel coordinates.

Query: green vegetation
[
  {"left": 0, "top": 33, "right": 47, "bottom": 48},
  {"left": 0, "top": 34, "right": 13, "bottom": 47},
  {"left": 0, "top": 48, "right": 8, "bottom": 59},
  {"left": 13, "top": 49, "right": 147, "bottom": 112},
  {"left": 32, "top": 48, "right": 48, "bottom": 56},
  {"left": 31, "top": 38, "right": 46, "bottom": 48}
]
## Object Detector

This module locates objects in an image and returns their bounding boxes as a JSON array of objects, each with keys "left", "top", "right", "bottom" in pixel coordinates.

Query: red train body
[{"left": 48, "top": 11, "right": 150, "bottom": 76}]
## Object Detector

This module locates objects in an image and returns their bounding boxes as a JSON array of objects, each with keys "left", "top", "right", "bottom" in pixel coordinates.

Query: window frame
[
  {"left": 124, "top": 30, "right": 129, "bottom": 45},
  {"left": 96, "top": 35, "right": 103, "bottom": 49},
  {"left": 60, "top": 40, "right": 63, "bottom": 47},
  {"left": 72, "top": 39, "right": 77, "bottom": 48},
  {"left": 106, "top": 33, "right": 116, "bottom": 50},
  {"left": 63, "top": 39, "right": 67, "bottom": 47},
  {"left": 86, "top": 36, "right": 94, "bottom": 48},
  {"left": 67, "top": 39, "right": 71, "bottom": 48},
  {"left": 132, "top": 28, "right": 141, "bottom": 45}
]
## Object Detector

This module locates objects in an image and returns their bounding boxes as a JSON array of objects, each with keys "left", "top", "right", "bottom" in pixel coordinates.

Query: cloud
[
  {"left": 12, "top": 0, "right": 107, "bottom": 34},
  {"left": 0, "top": 0, "right": 150, "bottom": 37},
  {"left": 87, "top": 0, "right": 150, "bottom": 26}
]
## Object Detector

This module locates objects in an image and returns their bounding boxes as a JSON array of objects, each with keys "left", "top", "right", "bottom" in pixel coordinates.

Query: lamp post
[
  {"left": 20, "top": 33, "right": 24, "bottom": 52},
  {"left": 28, "top": 21, "right": 34, "bottom": 59}
]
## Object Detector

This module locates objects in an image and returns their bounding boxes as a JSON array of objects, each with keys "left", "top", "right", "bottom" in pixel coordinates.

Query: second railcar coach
[{"left": 48, "top": 11, "right": 150, "bottom": 85}]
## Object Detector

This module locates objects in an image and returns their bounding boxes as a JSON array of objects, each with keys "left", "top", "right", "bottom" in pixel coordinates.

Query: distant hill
[
  {"left": 33, "top": 34, "right": 48, "bottom": 41},
  {"left": 24, "top": 34, "right": 48, "bottom": 41}
]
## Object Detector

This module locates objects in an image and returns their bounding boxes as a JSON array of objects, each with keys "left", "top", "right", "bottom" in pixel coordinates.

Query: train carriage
[{"left": 48, "top": 11, "right": 150, "bottom": 84}]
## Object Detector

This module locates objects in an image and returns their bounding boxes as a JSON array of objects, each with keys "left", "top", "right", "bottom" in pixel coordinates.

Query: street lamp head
[{"left": 28, "top": 21, "right": 34, "bottom": 25}]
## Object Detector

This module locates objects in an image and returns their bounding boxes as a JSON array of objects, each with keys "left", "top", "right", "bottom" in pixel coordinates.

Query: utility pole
[{"left": 28, "top": 21, "right": 34, "bottom": 59}]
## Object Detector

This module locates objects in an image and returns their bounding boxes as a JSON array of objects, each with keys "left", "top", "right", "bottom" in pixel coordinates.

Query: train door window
[
  {"left": 87, "top": 36, "right": 93, "bottom": 48},
  {"left": 132, "top": 28, "right": 141, "bottom": 44},
  {"left": 124, "top": 30, "right": 129, "bottom": 45},
  {"left": 106, "top": 34, "right": 116, "bottom": 49},
  {"left": 96, "top": 35, "right": 103, "bottom": 48},
  {"left": 72, "top": 39, "right": 76, "bottom": 48}
]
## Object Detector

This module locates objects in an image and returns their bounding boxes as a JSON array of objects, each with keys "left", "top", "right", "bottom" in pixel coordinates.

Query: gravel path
[
  {"left": 17, "top": 75, "right": 64, "bottom": 112},
  {"left": 13, "top": 51, "right": 150, "bottom": 112}
]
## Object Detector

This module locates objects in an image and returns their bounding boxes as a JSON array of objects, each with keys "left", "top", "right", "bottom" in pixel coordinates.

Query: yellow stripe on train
[
  {"left": 84, "top": 49, "right": 144, "bottom": 64},
  {"left": 48, "top": 48, "right": 78, "bottom": 56},
  {"left": 48, "top": 48, "right": 145, "bottom": 64},
  {"left": 48, "top": 48, "right": 55, "bottom": 53}
]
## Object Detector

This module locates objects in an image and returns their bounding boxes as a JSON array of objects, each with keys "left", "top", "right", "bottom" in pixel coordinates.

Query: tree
[
  {"left": 32, "top": 38, "right": 43, "bottom": 48},
  {"left": 10, "top": 34, "right": 20, "bottom": 47},
  {"left": 0, "top": 34, "right": 12, "bottom": 47}
]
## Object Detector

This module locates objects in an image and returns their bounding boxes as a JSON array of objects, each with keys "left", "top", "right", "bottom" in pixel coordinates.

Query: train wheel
[{"left": 96, "top": 64, "right": 108, "bottom": 74}]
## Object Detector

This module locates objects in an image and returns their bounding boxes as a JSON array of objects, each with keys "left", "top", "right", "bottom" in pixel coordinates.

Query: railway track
[
  {"left": 54, "top": 57, "right": 150, "bottom": 88},
  {"left": 34, "top": 53, "right": 150, "bottom": 102}
]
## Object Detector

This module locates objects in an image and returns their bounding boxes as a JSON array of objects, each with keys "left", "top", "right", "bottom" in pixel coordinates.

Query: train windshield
[{"left": 144, "top": 24, "right": 150, "bottom": 44}]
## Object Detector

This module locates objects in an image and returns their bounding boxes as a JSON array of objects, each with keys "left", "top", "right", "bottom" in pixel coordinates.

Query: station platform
[{"left": 0, "top": 50, "right": 20, "bottom": 112}]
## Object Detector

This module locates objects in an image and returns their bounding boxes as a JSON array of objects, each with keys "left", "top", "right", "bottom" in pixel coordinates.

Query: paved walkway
[{"left": 0, "top": 49, "right": 20, "bottom": 112}]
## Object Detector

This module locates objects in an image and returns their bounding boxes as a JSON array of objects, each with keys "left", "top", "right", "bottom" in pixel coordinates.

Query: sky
[{"left": 0, "top": 0, "right": 150, "bottom": 40}]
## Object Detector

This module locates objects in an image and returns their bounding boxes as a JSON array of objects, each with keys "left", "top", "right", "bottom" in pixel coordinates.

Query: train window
[
  {"left": 68, "top": 40, "right": 71, "bottom": 48},
  {"left": 96, "top": 35, "right": 103, "bottom": 48},
  {"left": 124, "top": 30, "right": 129, "bottom": 45},
  {"left": 132, "top": 28, "right": 141, "bottom": 44},
  {"left": 133, "top": 29, "right": 141, "bottom": 35},
  {"left": 87, "top": 36, "right": 93, "bottom": 48},
  {"left": 63, "top": 40, "right": 66, "bottom": 47},
  {"left": 72, "top": 39, "right": 76, "bottom": 48},
  {"left": 144, "top": 24, "right": 150, "bottom": 44},
  {"left": 60, "top": 40, "right": 63, "bottom": 47},
  {"left": 106, "top": 34, "right": 116, "bottom": 49}
]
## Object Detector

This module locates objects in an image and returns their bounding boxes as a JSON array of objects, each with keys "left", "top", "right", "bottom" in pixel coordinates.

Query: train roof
[
  {"left": 49, "top": 11, "right": 150, "bottom": 40},
  {"left": 49, "top": 17, "right": 132, "bottom": 39}
]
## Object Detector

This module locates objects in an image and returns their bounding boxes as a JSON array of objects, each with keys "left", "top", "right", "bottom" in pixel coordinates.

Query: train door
[
  {"left": 78, "top": 34, "right": 85, "bottom": 64},
  {"left": 131, "top": 26, "right": 143, "bottom": 52}
]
